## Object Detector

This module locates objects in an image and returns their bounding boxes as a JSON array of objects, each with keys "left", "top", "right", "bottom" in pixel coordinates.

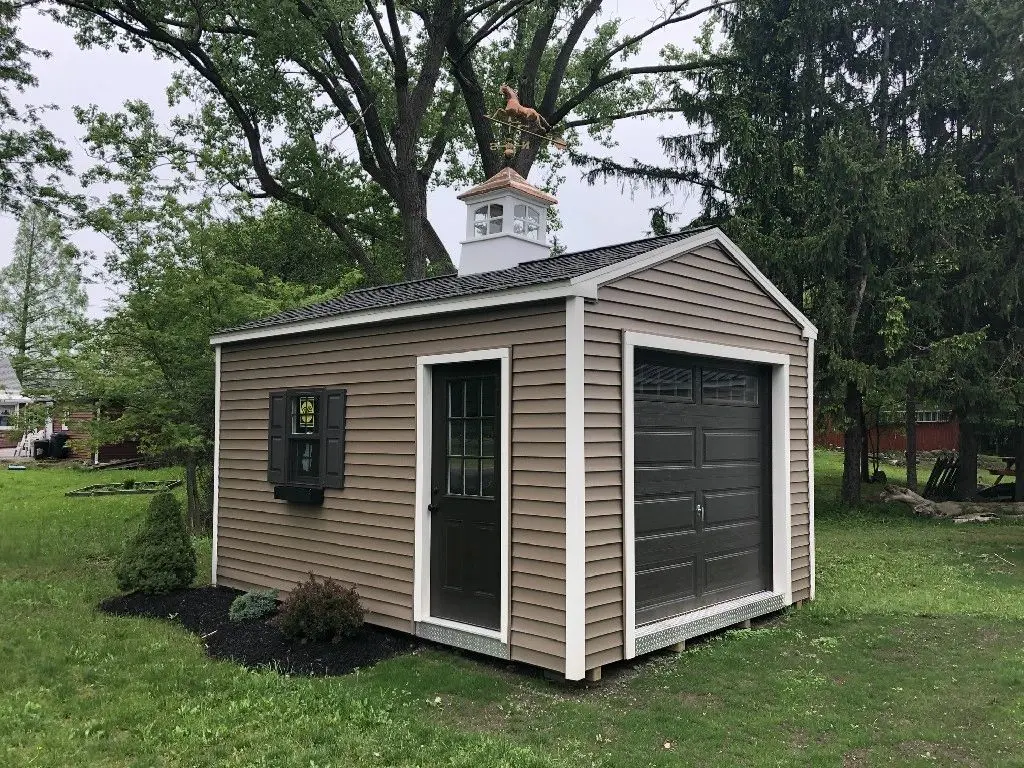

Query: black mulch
[{"left": 98, "top": 586, "right": 415, "bottom": 676}]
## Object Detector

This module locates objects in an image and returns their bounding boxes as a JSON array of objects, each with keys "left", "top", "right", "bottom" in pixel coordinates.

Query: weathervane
[{"left": 488, "top": 84, "right": 568, "bottom": 160}]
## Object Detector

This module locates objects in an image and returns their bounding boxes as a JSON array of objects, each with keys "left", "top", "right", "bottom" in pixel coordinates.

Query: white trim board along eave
[
  {"left": 209, "top": 229, "right": 815, "bottom": 347},
  {"left": 210, "top": 281, "right": 597, "bottom": 346}
]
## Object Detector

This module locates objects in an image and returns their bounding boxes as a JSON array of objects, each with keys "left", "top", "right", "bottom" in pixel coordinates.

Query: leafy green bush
[
  {"left": 114, "top": 493, "right": 196, "bottom": 594},
  {"left": 277, "top": 574, "right": 364, "bottom": 643},
  {"left": 229, "top": 588, "right": 279, "bottom": 622}
]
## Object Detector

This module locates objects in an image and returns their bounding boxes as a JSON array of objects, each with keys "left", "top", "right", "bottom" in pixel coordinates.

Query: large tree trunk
[
  {"left": 905, "top": 387, "right": 918, "bottom": 491},
  {"left": 396, "top": 174, "right": 452, "bottom": 280},
  {"left": 1014, "top": 426, "right": 1024, "bottom": 503},
  {"left": 841, "top": 380, "right": 863, "bottom": 505},
  {"left": 956, "top": 421, "right": 978, "bottom": 501}
]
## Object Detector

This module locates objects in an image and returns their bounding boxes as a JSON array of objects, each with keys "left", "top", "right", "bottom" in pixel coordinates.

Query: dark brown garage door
[{"left": 634, "top": 350, "right": 772, "bottom": 626}]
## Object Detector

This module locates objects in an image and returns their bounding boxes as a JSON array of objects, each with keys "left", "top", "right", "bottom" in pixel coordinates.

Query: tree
[
  {"left": 0, "top": 4, "right": 72, "bottom": 212},
  {"left": 46, "top": 0, "right": 734, "bottom": 279},
  {"left": 0, "top": 203, "right": 87, "bottom": 390},
  {"left": 577, "top": 0, "right": 987, "bottom": 505}
]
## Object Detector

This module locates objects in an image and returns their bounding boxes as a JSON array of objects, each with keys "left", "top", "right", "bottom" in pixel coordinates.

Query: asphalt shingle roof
[
  {"left": 222, "top": 229, "right": 709, "bottom": 335},
  {"left": 0, "top": 355, "right": 22, "bottom": 394}
]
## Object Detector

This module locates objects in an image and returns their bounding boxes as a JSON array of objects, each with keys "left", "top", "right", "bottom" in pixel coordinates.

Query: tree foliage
[
  {"left": 0, "top": 203, "right": 87, "bottom": 391},
  {"left": 46, "top": 0, "right": 734, "bottom": 280}
]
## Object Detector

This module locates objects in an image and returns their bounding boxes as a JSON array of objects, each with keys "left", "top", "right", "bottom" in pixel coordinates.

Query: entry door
[
  {"left": 429, "top": 361, "right": 501, "bottom": 629},
  {"left": 633, "top": 350, "right": 772, "bottom": 626}
]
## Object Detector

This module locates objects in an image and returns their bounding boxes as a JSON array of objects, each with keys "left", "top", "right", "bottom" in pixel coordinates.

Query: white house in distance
[
  {"left": 209, "top": 168, "right": 818, "bottom": 682},
  {"left": 0, "top": 355, "right": 32, "bottom": 449}
]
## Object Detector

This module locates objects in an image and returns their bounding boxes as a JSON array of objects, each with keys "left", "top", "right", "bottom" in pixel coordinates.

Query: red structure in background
[
  {"left": 816, "top": 417, "right": 960, "bottom": 452},
  {"left": 64, "top": 410, "right": 140, "bottom": 463}
]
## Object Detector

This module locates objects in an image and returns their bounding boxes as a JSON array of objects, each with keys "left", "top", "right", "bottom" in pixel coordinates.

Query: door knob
[{"left": 428, "top": 503, "right": 439, "bottom": 512}]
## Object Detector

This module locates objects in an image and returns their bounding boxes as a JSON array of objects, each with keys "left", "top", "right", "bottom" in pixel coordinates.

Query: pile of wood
[{"left": 879, "top": 485, "right": 1024, "bottom": 523}]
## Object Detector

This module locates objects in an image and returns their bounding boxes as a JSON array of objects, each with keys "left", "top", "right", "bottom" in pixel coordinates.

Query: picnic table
[{"left": 987, "top": 456, "right": 1016, "bottom": 485}]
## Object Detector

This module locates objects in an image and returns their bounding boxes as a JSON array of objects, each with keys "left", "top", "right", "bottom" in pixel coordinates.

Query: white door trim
[
  {"left": 622, "top": 331, "right": 792, "bottom": 658},
  {"left": 413, "top": 347, "right": 511, "bottom": 645}
]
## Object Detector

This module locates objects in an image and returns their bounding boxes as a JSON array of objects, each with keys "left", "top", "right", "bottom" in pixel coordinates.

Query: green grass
[{"left": 2, "top": 458, "right": 1023, "bottom": 767}]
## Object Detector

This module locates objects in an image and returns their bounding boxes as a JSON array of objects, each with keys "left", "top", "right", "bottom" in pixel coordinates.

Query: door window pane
[
  {"left": 481, "top": 420, "right": 495, "bottom": 457},
  {"left": 465, "top": 459, "right": 480, "bottom": 497},
  {"left": 449, "top": 419, "right": 464, "bottom": 456},
  {"left": 635, "top": 360, "right": 693, "bottom": 399},
  {"left": 465, "top": 378, "right": 481, "bottom": 417},
  {"left": 465, "top": 420, "right": 481, "bottom": 457},
  {"left": 702, "top": 369, "right": 758, "bottom": 404},
  {"left": 448, "top": 381, "right": 463, "bottom": 417},
  {"left": 480, "top": 458, "right": 495, "bottom": 497},
  {"left": 448, "top": 457, "right": 464, "bottom": 495}
]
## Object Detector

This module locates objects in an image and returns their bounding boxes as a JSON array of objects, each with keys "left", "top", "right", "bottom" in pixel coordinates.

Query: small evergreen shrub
[
  {"left": 114, "top": 493, "right": 197, "bottom": 594},
  {"left": 277, "top": 574, "right": 364, "bottom": 643},
  {"left": 229, "top": 588, "right": 279, "bottom": 622}
]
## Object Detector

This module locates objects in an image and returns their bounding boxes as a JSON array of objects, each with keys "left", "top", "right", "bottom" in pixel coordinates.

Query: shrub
[
  {"left": 122, "top": 478, "right": 136, "bottom": 489},
  {"left": 277, "top": 574, "right": 364, "bottom": 643},
  {"left": 114, "top": 492, "right": 197, "bottom": 594},
  {"left": 229, "top": 588, "right": 279, "bottom": 622}
]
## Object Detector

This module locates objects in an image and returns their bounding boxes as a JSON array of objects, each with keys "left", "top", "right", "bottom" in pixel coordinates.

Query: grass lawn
[{"left": 1, "top": 457, "right": 1023, "bottom": 767}]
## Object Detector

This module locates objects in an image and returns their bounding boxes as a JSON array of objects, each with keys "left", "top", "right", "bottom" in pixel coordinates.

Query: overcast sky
[{"left": 0, "top": 6, "right": 704, "bottom": 317}]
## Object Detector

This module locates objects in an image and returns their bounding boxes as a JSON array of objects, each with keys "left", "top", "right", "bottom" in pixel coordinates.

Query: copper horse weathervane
[{"left": 489, "top": 84, "right": 568, "bottom": 159}]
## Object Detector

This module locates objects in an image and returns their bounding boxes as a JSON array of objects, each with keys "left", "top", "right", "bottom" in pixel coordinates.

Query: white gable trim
[{"left": 572, "top": 228, "right": 817, "bottom": 340}]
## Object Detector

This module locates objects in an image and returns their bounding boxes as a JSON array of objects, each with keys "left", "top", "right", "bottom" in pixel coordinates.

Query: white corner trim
[
  {"left": 807, "top": 336, "right": 816, "bottom": 600},
  {"left": 211, "top": 344, "right": 221, "bottom": 586},
  {"left": 564, "top": 296, "right": 587, "bottom": 680},
  {"left": 211, "top": 282, "right": 597, "bottom": 346},
  {"left": 413, "top": 347, "right": 511, "bottom": 646},
  {"left": 622, "top": 332, "right": 792, "bottom": 659},
  {"left": 572, "top": 228, "right": 818, "bottom": 341}
]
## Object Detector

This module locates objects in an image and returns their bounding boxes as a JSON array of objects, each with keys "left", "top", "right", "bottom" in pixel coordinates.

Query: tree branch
[
  {"left": 564, "top": 106, "right": 692, "bottom": 128},
  {"left": 539, "top": 0, "right": 603, "bottom": 116}
]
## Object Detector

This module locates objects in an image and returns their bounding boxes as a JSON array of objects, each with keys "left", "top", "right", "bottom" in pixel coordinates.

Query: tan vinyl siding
[
  {"left": 583, "top": 243, "right": 812, "bottom": 669},
  {"left": 217, "top": 303, "right": 566, "bottom": 672}
]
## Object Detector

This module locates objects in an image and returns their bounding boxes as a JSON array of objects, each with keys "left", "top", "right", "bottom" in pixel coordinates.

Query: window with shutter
[{"left": 267, "top": 388, "right": 347, "bottom": 492}]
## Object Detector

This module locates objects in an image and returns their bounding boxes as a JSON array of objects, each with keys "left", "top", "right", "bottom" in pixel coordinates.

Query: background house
[{"left": 0, "top": 355, "right": 32, "bottom": 449}]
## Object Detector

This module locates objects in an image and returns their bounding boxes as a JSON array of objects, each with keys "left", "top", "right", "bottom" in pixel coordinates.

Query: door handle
[
  {"left": 428, "top": 503, "right": 439, "bottom": 513},
  {"left": 696, "top": 504, "right": 704, "bottom": 522}
]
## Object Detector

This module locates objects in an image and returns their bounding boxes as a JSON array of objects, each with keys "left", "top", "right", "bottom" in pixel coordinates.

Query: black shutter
[
  {"left": 322, "top": 389, "right": 347, "bottom": 489},
  {"left": 267, "top": 392, "right": 288, "bottom": 483}
]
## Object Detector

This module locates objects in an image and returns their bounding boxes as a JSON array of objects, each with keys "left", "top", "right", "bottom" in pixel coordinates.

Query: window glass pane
[
  {"left": 514, "top": 204, "right": 526, "bottom": 218},
  {"left": 702, "top": 369, "right": 758, "bottom": 405},
  {"left": 480, "top": 458, "right": 495, "bottom": 497},
  {"left": 465, "top": 459, "right": 480, "bottom": 496},
  {"left": 635, "top": 361, "right": 693, "bottom": 399},
  {"left": 448, "top": 419, "right": 464, "bottom": 456},
  {"left": 465, "top": 420, "right": 481, "bottom": 457},
  {"left": 526, "top": 220, "right": 539, "bottom": 239},
  {"left": 473, "top": 207, "right": 488, "bottom": 238},
  {"left": 448, "top": 380, "right": 463, "bottom": 417},
  {"left": 292, "top": 395, "right": 318, "bottom": 434},
  {"left": 489, "top": 204, "right": 503, "bottom": 218},
  {"left": 465, "top": 379, "right": 481, "bottom": 417},
  {"left": 488, "top": 217, "right": 503, "bottom": 234},
  {"left": 481, "top": 419, "right": 495, "bottom": 457},
  {"left": 528, "top": 208, "right": 540, "bottom": 223},
  {"left": 448, "top": 457, "right": 463, "bottom": 495},
  {"left": 513, "top": 217, "right": 526, "bottom": 235},
  {"left": 481, "top": 381, "right": 495, "bottom": 417},
  {"left": 289, "top": 439, "right": 320, "bottom": 482},
  {"left": 474, "top": 221, "right": 488, "bottom": 237}
]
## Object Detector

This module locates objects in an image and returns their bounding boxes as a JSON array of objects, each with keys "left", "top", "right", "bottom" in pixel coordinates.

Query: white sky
[{"left": 0, "top": 6, "right": 704, "bottom": 317}]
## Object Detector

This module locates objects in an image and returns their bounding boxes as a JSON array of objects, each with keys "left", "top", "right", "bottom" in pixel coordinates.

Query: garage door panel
[
  {"left": 703, "top": 429, "right": 761, "bottom": 464},
  {"left": 635, "top": 495, "right": 695, "bottom": 536},
  {"left": 703, "top": 520, "right": 763, "bottom": 553},
  {"left": 637, "top": 594, "right": 701, "bottom": 626},
  {"left": 636, "top": 531, "right": 699, "bottom": 571},
  {"left": 704, "top": 549, "right": 761, "bottom": 591},
  {"left": 634, "top": 430, "right": 695, "bottom": 465},
  {"left": 636, "top": 563, "right": 697, "bottom": 611},
  {"left": 704, "top": 488, "right": 761, "bottom": 524},
  {"left": 637, "top": 407, "right": 758, "bottom": 431},
  {"left": 635, "top": 466, "right": 698, "bottom": 496}
]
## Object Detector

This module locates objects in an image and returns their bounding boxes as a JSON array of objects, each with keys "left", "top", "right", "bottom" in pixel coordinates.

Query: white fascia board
[
  {"left": 572, "top": 227, "right": 819, "bottom": 340},
  {"left": 210, "top": 281, "right": 595, "bottom": 346}
]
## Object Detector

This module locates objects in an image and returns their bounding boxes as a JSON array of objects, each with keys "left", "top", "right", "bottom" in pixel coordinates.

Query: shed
[{"left": 210, "top": 169, "right": 818, "bottom": 681}]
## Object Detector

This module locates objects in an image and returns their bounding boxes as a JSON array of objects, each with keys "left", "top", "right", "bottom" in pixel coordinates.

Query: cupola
[{"left": 456, "top": 167, "right": 558, "bottom": 276}]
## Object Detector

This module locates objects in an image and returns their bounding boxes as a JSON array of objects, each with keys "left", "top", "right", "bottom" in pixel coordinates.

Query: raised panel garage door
[{"left": 634, "top": 350, "right": 772, "bottom": 626}]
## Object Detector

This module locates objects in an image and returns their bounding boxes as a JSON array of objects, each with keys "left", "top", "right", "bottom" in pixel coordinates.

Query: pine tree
[{"left": 0, "top": 204, "right": 87, "bottom": 390}]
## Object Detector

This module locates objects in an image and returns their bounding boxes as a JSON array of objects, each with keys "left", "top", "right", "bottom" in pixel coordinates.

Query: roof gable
[{"left": 0, "top": 355, "right": 22, "bottom": 395}]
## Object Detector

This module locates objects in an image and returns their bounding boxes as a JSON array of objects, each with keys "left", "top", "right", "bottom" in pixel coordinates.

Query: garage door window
[
  {"left": 635, "top": 358, "right": 694, "bottom": 399},
  {"left": 702, "top": 369, "right": 759, "bottom": 405}
]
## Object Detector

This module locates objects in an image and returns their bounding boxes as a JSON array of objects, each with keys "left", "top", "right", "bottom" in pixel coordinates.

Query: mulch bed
[{"left": 99, "top": 586, "right": 415, "bottom": 676}]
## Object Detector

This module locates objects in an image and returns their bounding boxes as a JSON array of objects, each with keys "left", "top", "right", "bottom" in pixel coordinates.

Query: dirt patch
[
  {"left": 843, "top": 748, "right": 870, "bottom": 767},
  {"left": 99, "top": 586, "right": 414, "bottom": 676},
  {"left": 897, "top": 740, "right": 981, "bottom": 768}
]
